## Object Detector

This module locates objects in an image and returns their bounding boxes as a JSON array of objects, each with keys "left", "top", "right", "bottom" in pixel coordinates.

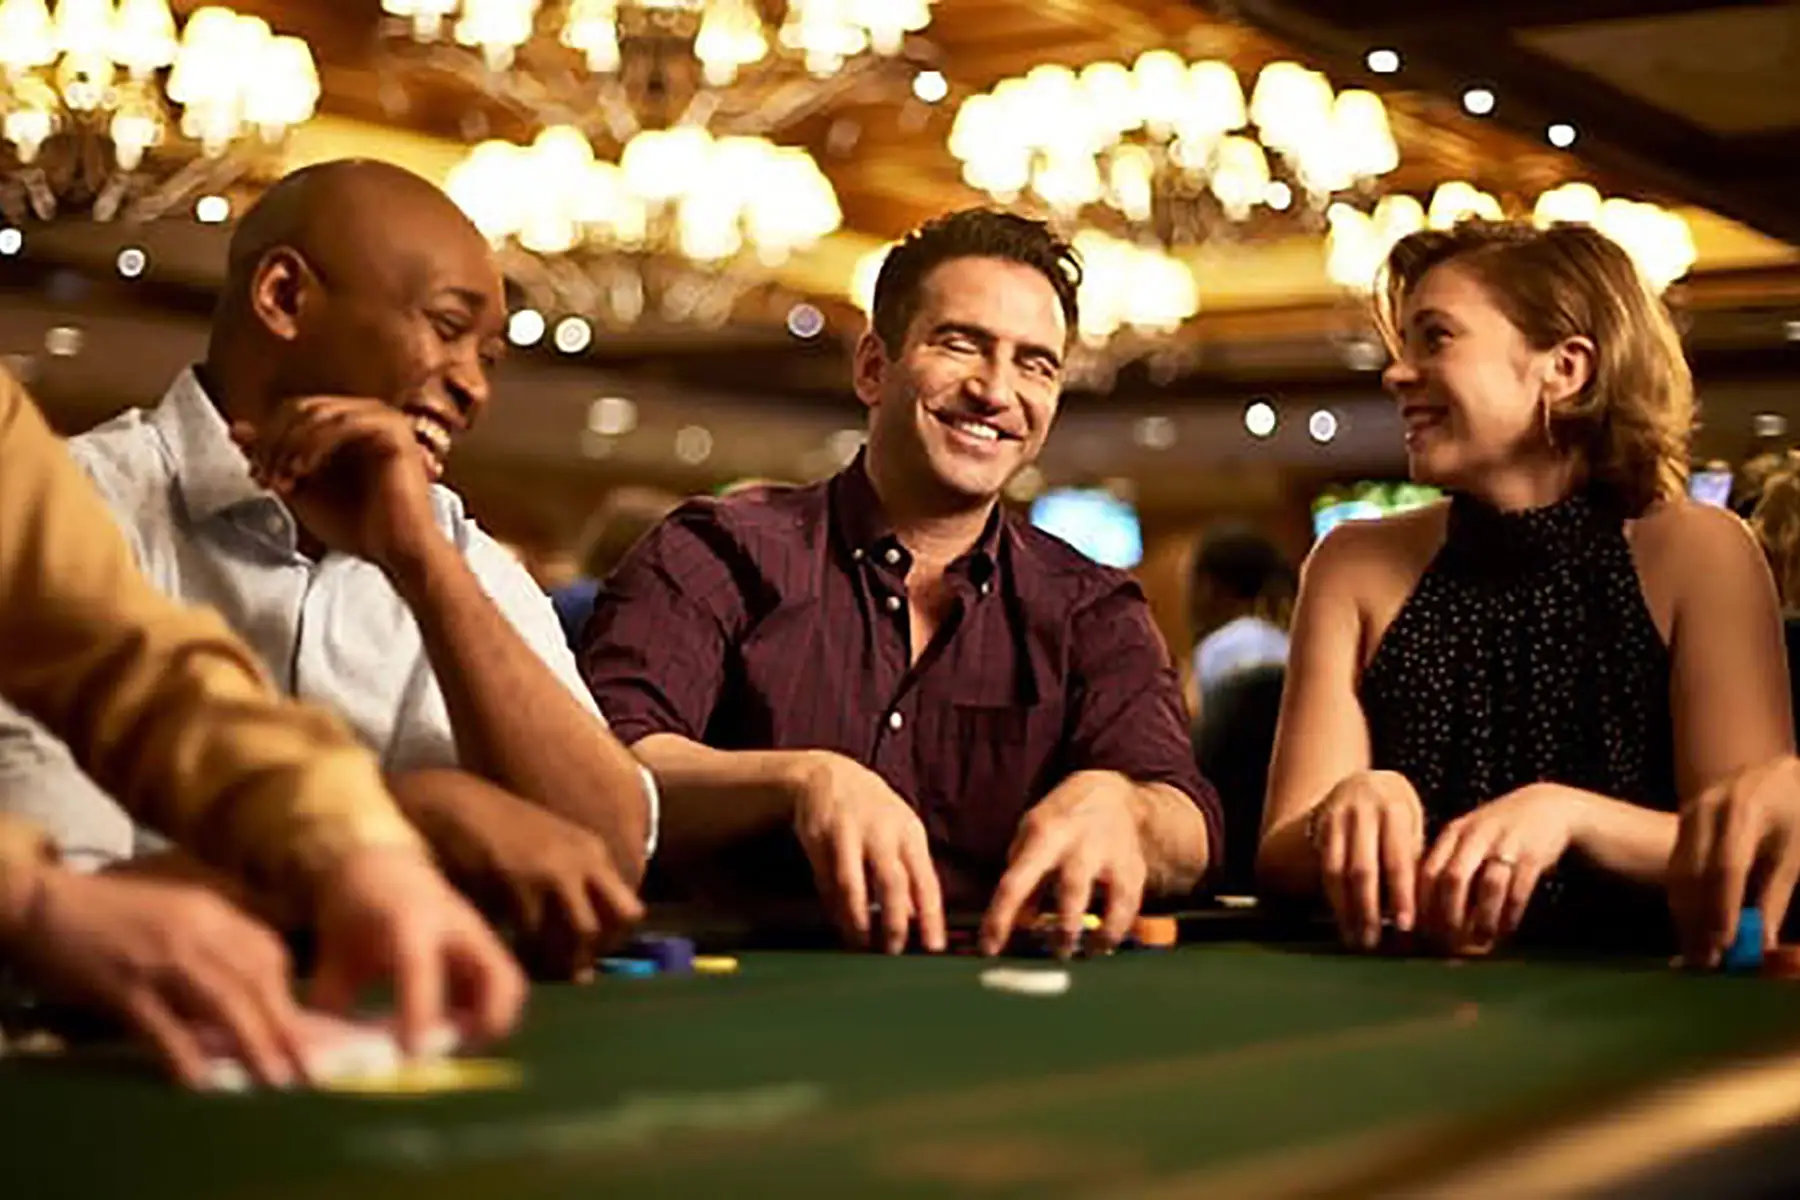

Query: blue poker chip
[
  {"left": 631, "top": 934, "right": 696, "bottom": 974},
  {"left": 599, "top": 956, "right": 659, "bottom": 978},
  {"left": 1724, "top": 908, "right": 1765, "bottom": 972}
]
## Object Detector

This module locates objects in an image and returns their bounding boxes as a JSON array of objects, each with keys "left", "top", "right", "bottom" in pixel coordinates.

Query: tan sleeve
[{"left": 0, "top": 369, "right": 422, "bottom": 910}]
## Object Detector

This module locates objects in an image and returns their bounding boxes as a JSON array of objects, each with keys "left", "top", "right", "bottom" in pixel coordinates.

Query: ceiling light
[
  {"left": 44, "top": 326, "right": 83, "bottom": 358},
  {"left": 1783, "top": 319, "right": 1800, "bottom": 342},
  {"left": 1308, "top": 409, "right": 1339, "bottom": 443},
  {"left": 674, "top": 425, "right": 714, "bottom": 464},
  {"left": 1264, "top": 181, "right": 1293, "bottom": 211},
  {"left": 195, "top": 194, "right": 231, "bottom": 224},
  {"left": 552, "top": 315, "right": 592, "bottom": 354},
  {"left": 507, "top": 308, "right": 546, "bottom": 346},
  {"left": 1244, "top": 399, "right": 1278, "bottom": 439},
  {"left": 786, "top": 303, "right": 825, "bottom": 339},
  {"left": 1133, "top": 415, "right": 1177, "bottom": 450},
  {"left": 1755, "top": 412, "right": 1788, "bottom": 438},
  {"left": 912, "top": 69, "right": 948, "bottom": 103},
  {"left": 1462, "top": 88, "right": 1496, "bottom": 116},
  {"left": 1547, "top": 122, "right": 1577, "bottom": 148},
  {"left": 1366, "top": 49, "right": 1400, "bottom": 74},
  {"left": 116, "top": 247, "right": 148, "bottom": 278},
  {"left": 587, "top": 395, "right": 637, "bottom": 437},
  {"left": 0, "top": 228, "right": 20, "bottom": 256}
]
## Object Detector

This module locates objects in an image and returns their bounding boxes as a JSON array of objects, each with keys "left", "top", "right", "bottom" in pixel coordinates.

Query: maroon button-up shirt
[{"left": 582, "top": 456, "right": 1221, "bottom": 907}]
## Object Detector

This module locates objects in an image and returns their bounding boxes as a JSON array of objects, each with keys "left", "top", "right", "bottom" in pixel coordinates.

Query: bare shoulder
[
  {"left": 1302, "top": 500, "right": 1450, "bottom": 594},
  {"left": 1627, "top": 498, "right": 1764, "bottom": 574}
]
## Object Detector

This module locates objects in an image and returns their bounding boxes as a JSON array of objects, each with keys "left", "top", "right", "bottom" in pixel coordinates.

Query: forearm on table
[
  {"left": 630, "top": 734, "right": 810, "bottom": 864},
  {"left": 385, "top": 539, "right": 649, "bottom": 878},
  {"left": 1560, "top": 785, "right": 1678, "bottom": 887},
  {"left": 1126, "top": 778, "right": 1213, "bottom": 895}
]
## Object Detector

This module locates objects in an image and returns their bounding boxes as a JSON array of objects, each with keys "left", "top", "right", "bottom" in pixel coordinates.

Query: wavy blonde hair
[
  {"left": 1752, "top": 452, "right": 1800, "bottom": 609},
  {"left": 1374, "top": 220, "right": 1693, "bottom": 516}
]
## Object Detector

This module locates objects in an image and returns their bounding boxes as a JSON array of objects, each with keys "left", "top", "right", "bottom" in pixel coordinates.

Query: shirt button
[
  {"left": 264, "top": 514, "right": 285, "bottom": 537},
  {"left": 851, "top": 548, "right": 865, "bottom": 562},
  {"left": 979, "top": 581, "right": 992, "bottom": 597},
  {"left": 887, "top": 711, "right": 904, "bottom": 731},
  {"left": 883, "top": 547, "right": 902, "bottom": 566},
  {"left": 884, "top": 595, "right": 902, "bottom": 613}
]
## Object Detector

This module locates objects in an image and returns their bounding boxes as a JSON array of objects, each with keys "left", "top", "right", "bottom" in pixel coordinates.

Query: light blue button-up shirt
[{"left": 0, "top": 369, "right": 654, "bottom": 863}]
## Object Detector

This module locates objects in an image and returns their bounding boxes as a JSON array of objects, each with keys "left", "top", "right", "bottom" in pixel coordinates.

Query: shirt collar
[
  {"left": 147, "top": 366, "right": 275, "bottom": 524},
  {"left": 830, "top": 450, "right": 1004, "bottom": 585}
]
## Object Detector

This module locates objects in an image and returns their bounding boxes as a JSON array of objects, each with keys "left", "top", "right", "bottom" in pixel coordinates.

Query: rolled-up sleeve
[
  {"left": 1065, "top": 581, "right": 1224, "bottom": 869},
  {"left": 580, "top": 507, "right": 741, "bottom": 748},
  {"left": 0, "top": 369, "right": 421, "bottom": 905}
]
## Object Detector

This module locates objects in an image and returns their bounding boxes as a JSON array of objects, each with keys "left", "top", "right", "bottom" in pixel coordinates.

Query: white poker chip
[{"left": 979, "top": 967, "right": 1071, "bottom": 997}]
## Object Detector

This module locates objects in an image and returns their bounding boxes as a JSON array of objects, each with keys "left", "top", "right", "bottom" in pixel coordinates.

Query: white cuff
[{"left": 639, "top": 763, "right": 660, "bottom": 861}]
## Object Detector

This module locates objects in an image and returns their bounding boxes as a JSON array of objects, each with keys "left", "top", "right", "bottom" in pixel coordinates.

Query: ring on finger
[{"left": 1484, "top": 853, "right": 1520, "bottom": 870}]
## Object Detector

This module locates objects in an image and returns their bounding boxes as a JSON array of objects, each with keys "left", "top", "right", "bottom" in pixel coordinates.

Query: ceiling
[{"left": 3, "top": 0, "right": 1799, "bottom": 514}]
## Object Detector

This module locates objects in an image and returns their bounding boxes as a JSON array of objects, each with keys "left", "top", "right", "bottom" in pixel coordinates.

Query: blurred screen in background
[
  {"left": 1030, "top": 487, "right": 1143, "bottom": 568},
  {"left": 1312, "top": 481, "right": 1443, "bottom": 538}
]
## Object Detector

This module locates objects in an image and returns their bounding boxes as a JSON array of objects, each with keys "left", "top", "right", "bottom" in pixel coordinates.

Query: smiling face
[
  {"left": 244, "top": 163, "right": 508, "bottom": 481},
  {"left": 1381, "top": 260, "right": 1579, "bottom": 492},
  {"left": 855, "top": 255, "right": 1067, "bottom": 508}
]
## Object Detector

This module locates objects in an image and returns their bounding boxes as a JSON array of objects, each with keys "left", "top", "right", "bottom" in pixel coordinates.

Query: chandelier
[
  {"left": 1325, "top": 181, "right": 1698, "bottom": 296},
  {"left": 949, "top": 54, "right": 1398, "bottom": 246},
  {"left": 449, "top": 122, "right": 841, "bottom": 328},
  {"left": 379, "top": 1, "right": 934, "bottom": 135},
  {"left": 0, "top": 1, "right": 319, "bottom": 222}
]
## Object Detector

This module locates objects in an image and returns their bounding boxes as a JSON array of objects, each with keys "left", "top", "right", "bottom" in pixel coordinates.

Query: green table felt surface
[{"left": 5, "top": 944, "right": 1800, "bottom": 1199}]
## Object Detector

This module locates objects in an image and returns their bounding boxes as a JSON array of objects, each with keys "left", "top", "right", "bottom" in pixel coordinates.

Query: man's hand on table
[
  {"left": 789, "top": 750, "right": 947, "bottom": 955},
  {"left": 4, "top": 868, "right": 308, "bottom": 1089},
  {"left": 1670, "top": 755, "right": 1800, "bottom": 967},
  {"left": 980, "top": 771, "right": 1149, "bottom": 958},
  {"left": 396, "top": 770, "right": 644, "bottom": 980},
  {"left": 306, "top": 845, "right": 525, "bottom": 1054}
]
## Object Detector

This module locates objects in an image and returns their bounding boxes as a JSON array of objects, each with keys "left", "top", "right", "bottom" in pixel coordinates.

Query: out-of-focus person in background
[
  {"left": 1749, "top": 450, "right": 1800, "bottom": 737},
  {"left": 1187, "top": 524, "right": 1296, "bottom": 708},
  {"left": 550, "top": 486, "right": 683, "bottom": 649}
]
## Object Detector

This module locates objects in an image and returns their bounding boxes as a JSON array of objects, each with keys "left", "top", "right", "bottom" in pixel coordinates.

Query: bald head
[
  {"left": 223, "top": 159, "right": 494, "bottom": 312},
  {"left": 208, "top": 158, "right": 507, "bottom": 430}
]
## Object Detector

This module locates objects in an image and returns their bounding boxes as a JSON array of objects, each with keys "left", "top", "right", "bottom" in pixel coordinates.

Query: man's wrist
[{"left": 376, "top": 527, "right": 459, "bottom": 599}]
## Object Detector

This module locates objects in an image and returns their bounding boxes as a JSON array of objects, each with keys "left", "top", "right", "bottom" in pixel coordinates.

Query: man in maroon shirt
[{"left": 582, "top": 210, "right": 1220, "bottom": 957}]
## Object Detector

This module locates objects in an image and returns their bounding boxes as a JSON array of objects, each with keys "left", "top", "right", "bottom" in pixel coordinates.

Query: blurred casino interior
[{"left": 2, "top": 0, "right": 1797, "bottom": 664}]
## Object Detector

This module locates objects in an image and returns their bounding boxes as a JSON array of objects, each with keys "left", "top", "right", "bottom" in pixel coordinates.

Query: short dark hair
[
  {"left": 869, "top": 209, "right": 1081, "bottom": 356},
  {"left": 1194, "top": 524, "right": 1295, "bottom": 602}
]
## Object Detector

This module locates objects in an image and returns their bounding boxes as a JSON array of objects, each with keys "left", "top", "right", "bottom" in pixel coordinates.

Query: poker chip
[
  {"left": 692, "top": 955, "right": 740, "bottom": 975},
  {"left": 979, "top": 967, "right": 1071, "bottom": 997},
  {"left": 315, "top": 1057, "right": 524, "bottom": 1096},
  {"left": 631, "top": 934, "right": 696, "bottom": 975},
  {"left": 599, "top": 957, "right": 659, "bottom": 979},
  {"left": 1723, "top": 908, "right": 1765, "bottom": 972},
  {"left": 1130, "top": 915, "right": 1178, "bottom": 949}
]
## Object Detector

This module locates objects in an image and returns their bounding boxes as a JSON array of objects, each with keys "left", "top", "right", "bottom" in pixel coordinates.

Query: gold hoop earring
[{"left": 1540, "top": 393, "right": 1557, "bottom": 450}]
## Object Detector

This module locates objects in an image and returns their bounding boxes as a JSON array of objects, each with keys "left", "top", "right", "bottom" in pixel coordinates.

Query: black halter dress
[{"left": 1358, "top": 489, "right": 1678, "bottom": 944}]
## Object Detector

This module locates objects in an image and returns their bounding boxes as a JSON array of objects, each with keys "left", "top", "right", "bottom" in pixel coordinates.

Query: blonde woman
[{"left": 1259, "top": 221, "right": 1793, "bottom": 958}]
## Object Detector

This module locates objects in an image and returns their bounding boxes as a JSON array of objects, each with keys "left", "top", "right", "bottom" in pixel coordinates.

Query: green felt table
[{"left": 7, "top": 939, "right": 1800, "bottom": 1198}]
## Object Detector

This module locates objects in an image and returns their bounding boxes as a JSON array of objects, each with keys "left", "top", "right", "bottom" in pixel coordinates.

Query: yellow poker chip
[
  {"left": 315, "top": 1057, "right": 524, "bottom": 1097},
  {"left": 692, "top": 955, "right": 739, "bottom": 975}
]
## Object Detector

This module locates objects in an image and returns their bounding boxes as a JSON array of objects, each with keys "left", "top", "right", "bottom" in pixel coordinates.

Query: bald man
[{"left": 0, "top": 161, "right": 650, "bottom": 976}]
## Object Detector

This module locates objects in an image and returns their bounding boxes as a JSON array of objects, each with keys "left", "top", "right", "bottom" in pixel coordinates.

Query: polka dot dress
[{"left": 1359, "top": 488, "right": 1676, "bottom": 936}]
